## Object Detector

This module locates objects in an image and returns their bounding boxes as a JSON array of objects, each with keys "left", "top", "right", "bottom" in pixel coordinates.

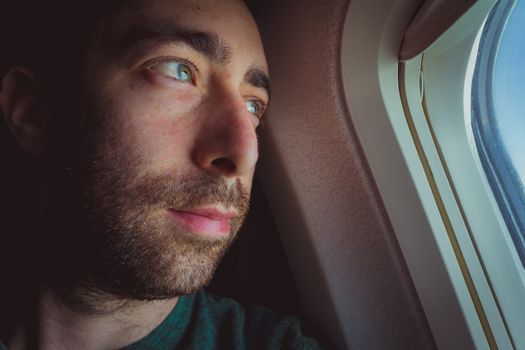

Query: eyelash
[
  {"left": 144, "top": 57, "right": 268, "bottom": 119},
  {"left": 145, "top": 56, "right": 199, "bottom": 84},
  {"left": 246, "top": 98, "right": 268, "bottom": 120}
]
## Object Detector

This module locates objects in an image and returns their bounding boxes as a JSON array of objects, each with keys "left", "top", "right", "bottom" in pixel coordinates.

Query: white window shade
[{"left": 400, "top": 0, "right": 476, "bottom": 60}]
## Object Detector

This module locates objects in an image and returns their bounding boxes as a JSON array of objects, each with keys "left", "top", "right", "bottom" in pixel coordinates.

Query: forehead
[{"left": 100, "top": 0, "right": 267, "bottom": 70}]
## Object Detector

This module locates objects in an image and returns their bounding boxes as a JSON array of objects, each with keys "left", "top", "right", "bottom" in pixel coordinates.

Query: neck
[{"left": 8, "top": 286, "right": 178, "bottom": 350}]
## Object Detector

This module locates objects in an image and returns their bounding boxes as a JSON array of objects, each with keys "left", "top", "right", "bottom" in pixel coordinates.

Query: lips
[{"left": 167, "top": 207, "right": 237, "bottom": 238}]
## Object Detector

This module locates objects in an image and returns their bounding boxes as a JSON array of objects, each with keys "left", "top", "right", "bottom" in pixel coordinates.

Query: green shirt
[{"left": 0, "top": 290, "right": 326, "bottom": 349}]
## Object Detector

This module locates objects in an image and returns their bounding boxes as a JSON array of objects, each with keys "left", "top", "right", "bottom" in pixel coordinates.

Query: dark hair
[
  {"left": 0, "top": 0, "right": 126, "bottom": 261},
  {"left": 0, "top": 2, "right": 131, "bottom": 331},
  {"left": 0, "top": 1, "right": 130, "bottom": 80},
  {"left": 0, "top": 0, "right": 132, "bottom": 155}
]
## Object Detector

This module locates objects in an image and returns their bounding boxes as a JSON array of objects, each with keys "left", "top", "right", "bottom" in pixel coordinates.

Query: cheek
[
  {"left": 238, "top": 177, "right": 254, "bottom": 200},
  {"left": 111, "top": 87, "right": 201, "bottom": 173}
]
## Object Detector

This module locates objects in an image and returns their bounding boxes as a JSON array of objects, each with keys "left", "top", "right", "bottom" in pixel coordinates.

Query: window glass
[{"left": 471, "top": 0, "right": 525, "bottom": 266}]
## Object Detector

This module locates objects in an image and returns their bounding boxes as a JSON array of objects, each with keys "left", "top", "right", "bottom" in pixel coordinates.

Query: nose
[{"left": 191, "top": 94, "right": 259, "bottom": 179}]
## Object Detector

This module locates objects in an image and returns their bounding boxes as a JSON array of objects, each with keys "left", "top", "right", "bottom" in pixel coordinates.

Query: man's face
[{"left": 45, "top": 0, "right": 269, "bottom": 300}]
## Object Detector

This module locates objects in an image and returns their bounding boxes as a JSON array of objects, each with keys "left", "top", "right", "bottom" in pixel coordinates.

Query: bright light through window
[
  {"left": 471, "top": 0, "right": 525, "bottom": 266},
  {"left": 492, "top": 0, "right": 525, "bottom": 183}
]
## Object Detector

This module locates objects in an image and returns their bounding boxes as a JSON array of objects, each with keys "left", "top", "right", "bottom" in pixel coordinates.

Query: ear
[{"left": 0, "top": 67, "right": 48, "bottom": 158}]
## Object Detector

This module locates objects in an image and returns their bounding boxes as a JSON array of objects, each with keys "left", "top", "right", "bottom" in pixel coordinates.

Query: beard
[
  {"left": 41, "top": 94, "right": 250, "bottom": 307},
  {"left": 77, "top": 170, "right": 248, "bottom": 300}
]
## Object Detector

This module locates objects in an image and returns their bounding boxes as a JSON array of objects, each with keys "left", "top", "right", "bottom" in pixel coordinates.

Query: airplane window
[{"left": 471, "top": 0, "right": 525, "bottom": 267}]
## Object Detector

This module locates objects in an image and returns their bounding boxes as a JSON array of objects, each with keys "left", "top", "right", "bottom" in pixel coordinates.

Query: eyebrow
[
  {"left": 113, "top": 23, "right": 271, "bottom": 100},
  {"left": 115, "top": 23, "right": 233, "bottom": 65},
  {"left": 245, "top": 67, "right": 271, "bottom": 101}
]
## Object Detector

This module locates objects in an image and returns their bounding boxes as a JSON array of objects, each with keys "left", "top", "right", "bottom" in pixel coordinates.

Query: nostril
[{"left": 211, "top": 157, "right": 236, "bottom": 174}]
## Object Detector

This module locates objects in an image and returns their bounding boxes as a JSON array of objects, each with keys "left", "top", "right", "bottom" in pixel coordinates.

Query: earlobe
[{"left": 0, "top": 67, "right": 48, "bottom": 158}]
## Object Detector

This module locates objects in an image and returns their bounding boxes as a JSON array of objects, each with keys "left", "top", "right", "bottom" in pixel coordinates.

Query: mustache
[
  {"left": 139, "top": 173, "right": 250, "bottom": 214},
  {"left": 91, "top": 169, "right": 251, "bottom": 218}
]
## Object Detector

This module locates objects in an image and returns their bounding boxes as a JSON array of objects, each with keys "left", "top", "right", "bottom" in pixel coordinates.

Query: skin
[
  {"left": 84, "top": 0, "right": 267, "bottom": 183},
  {"left": 0, "top": 0, "right": 269, "bottom": 348}
]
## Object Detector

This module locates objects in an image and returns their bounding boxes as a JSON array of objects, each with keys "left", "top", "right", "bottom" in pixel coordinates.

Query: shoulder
[{"left": 185, "top": 290, "right": 327, "bottom": 350}]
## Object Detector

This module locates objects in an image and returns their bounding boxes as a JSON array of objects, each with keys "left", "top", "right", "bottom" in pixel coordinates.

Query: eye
[
  {"left": 245, "top": 99, "right": 266, "bottom": 119},
  {"left": 148, "top": 60, "right": 194, "bottom": 83}
]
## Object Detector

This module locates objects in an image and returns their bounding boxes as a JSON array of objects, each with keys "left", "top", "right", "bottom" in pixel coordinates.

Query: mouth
[{"left": 166, "top": 207, "right": 238, "bottom": 238}]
